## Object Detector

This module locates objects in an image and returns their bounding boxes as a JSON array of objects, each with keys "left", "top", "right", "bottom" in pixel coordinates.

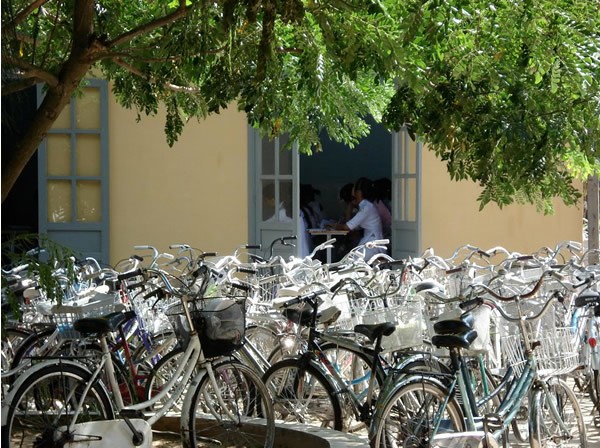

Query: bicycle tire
[
  {"left": 319, "top": 341, "right": 384, "bottom": 431},
  {"left": 2, "top": 361, "right": 114, "bottom": 447},
  {"left": 130, "top": 329, "right": 178, "bottom": 368},
  {"left": 144, "top": 346, "right": 193, "bottom": 411},
  {"left": 369, "top": 377, "right": 465, "bottom": 448},
  {"left": 1, "top": 326, "right": 31, "bottom": 371},
  {"left": 262, "top": 357, "right": 343, "bottom": 430},
  {"left": 186, "top": 360, "right": 275, "bottom": 448},
  {"left": 9, "top": 326, "right": 56, "bottom": 370},
  {"left": 529, "top": 377, "right": 587, "bottom": 448},
  {"left": 245, "top": 324, "right": 281, "bottom": 361}
]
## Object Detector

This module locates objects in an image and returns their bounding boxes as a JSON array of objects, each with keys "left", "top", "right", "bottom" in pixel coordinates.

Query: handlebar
[
  {"left": 272, "top": 289, "right": 328, "bottom": 310},
  {"left": 459, "top": 270, "right": 594, "bottom": 322},
  {"left": 269, "top": 236, "right": 297, "bottom": 258},
  {"left": 309, "top": 238, "right": 336, "bottom": 259}
]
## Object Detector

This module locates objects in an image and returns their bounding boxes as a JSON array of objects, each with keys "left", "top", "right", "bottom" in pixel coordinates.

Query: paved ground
[
  {"left": 151, "top": 389, "right": 600, "bottom": 447},
  {"left": 581, "top": 394, "right": 600, "bottom": 447}
]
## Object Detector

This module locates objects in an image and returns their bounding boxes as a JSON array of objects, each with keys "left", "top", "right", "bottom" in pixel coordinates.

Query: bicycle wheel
[
  {"left": 1, "top": 326, "right": 31, "bottom": 371},
  {"left": 370, "top": 378, "right": 465, "bottom": 448},
  {"left": 320, "top": 342, "right": 384, "bottom": 431},
  {"left": 262, "top": 357, "right": 343, "bottom": 430},
  {"left": 3, "top": 362, "right": 114, "bottom": 447},
  {"left": 144, "top": 346, "right": 194, "bottom": 411},
  {"left": 130, "top": 329, "right": 178, "bottom": 368},
  {"left": 529, "top": 378, "right": 587, "bottom": 448},
  {"left": 245, "top": 324, "right": 280, "bottom": 361},
  {"left": 186, "top": 360, "right": 275, "bottom": 448},
  {"left": 10, "top": 327, "right": 57, "bottom": 370}
]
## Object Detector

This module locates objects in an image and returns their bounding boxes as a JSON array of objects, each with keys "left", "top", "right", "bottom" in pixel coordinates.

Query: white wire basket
[
  {"left": 498, "top": 299, "right": 579, "bottom": 377},
  {"left": 38, "top": 292, "right": 125, "bottom": 340},
  {"left": 334, "top": 295, "right": 426, "bottom": 353}
]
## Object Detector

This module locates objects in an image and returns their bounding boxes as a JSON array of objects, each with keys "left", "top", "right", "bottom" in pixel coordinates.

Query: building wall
[
  {"left": 105, "top": 87, "right": 583, "bottom": 264},
  {"left": 421, "top": 147, "right": 584, "bottom": 258},
  {"left": 107, "top": 95, "right": 249, "bottom": 266}
]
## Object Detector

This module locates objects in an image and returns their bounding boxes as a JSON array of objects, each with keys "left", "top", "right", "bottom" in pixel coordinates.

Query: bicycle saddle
[
  {"left": 74, "top": 310, "right": 136, "bottom": 335},
  {"left": 354, "top": 322, "right": 396, "bottom": 343},
  {"left": 432, "top": 329, "right": 478, "bottom": 350},
  {"left": 282, "top": 302, "right": 314, "bottom": 326},
  {"left": 433, "top": 312, "right": 474, "bottom": 335},
  {"left": 574, "top": 291, "right": 600, "bottom": 308}
]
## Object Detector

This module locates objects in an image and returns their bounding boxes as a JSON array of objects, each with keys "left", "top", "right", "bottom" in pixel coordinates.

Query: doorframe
[
  {"left": 37, "top": 79, "right": 109, "bottom": 263},
  {"left": 248, "top": 126, "right": 422, "bottom": 259}
]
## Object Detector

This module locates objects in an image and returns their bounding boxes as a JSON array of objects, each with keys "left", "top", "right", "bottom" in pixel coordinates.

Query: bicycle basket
[
  {"left": 499, "top": 299, "right": 579, "bottom": 377},
  {"left": 360, "top": 297, "right": 426, "bottom": 352},
  {"left": 38, "top": 292, "right": 125, "bottom": 340},
  {"left": 167, "top": 297, "right": 246, "bottom": 358}
]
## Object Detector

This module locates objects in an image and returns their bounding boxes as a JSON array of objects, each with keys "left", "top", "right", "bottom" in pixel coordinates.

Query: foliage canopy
[{"left": 2, "top": 0, "right": 599, "bottom": 211}]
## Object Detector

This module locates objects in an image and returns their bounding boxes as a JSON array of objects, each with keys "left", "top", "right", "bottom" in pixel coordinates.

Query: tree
[
  {"left": 1, "top": 0, "right": 396, "bottom": 202},
  {"left": 381, "top": 0, "right": 600, "bottom": 212},
  {"left": 2, "top": 0, "right": 599, "bottom": 212}
]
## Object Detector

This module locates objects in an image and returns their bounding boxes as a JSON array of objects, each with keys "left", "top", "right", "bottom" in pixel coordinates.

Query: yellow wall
[
  {"left": 105, "top": 84, "right": 583, "bottom": 264},
  {"left": 108, "top": 95, "right": 248, "bottom": 266},
  {"left": 421, "top": 147, "right": 584, "bottom": 258}
]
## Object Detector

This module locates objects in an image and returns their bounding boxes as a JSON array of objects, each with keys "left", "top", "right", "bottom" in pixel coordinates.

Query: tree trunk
[
  {"left": 2, "top": 0, "right": 96, "bottom": 203},
  {"left": 1, "top": 60, "right": 93, "bottom": 203}
]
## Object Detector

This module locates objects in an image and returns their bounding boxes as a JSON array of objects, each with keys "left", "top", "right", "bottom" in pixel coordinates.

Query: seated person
[{"left": 329, "top": 177, "right": 385, "bottom": 261}]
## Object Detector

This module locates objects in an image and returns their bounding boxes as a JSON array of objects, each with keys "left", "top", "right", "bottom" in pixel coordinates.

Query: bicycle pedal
[{"left": 483, "top": 413, "right": 503, "bottom": 432}]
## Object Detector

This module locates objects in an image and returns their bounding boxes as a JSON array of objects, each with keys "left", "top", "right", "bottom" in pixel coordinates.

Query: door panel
[
  {"left": 391, "top": 129, "right": 421, "bottom": 259},
  {"left": 250, "top": 130, "right": 299, "bottom": 259},
  {"left": 38, "top": 80, "right": 109, "bottom": 263}
]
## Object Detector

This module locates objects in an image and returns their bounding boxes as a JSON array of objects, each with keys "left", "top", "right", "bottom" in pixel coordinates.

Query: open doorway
[
  {"left": 250, "top": 124, "right": 419, "bottom": 261},
  {"left": 300, "top": 121, "right": 392, "bottom": 261}
]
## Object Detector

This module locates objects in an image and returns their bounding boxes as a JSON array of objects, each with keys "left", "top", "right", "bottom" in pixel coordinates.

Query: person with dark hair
[
  {"left": 329, "top": 177, "right": 385, "bottom": 260},
  {"left": 373, "top": 177, "right": 392, "bottom": 240},
  {"left": 339, "top": 182, "right": 356, "bottom": 223}
]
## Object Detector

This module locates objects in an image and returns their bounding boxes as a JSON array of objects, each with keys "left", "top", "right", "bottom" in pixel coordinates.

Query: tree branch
[
  {"left": 2, "top": 55, "right": 59, "bottom": 86},
  {"left": 1, "top": 0, "right": 50, "bottom": 30},
  {"left": 112, "top": 57, "right": 202, "bottom": 93},
  {"left": 106, "top": 2, "right": 198, "bottom": 49},
  {"left": 72, "top": 0, "right": 95, "bottom": 55},
  {"left": 1, "top": 78, "right": 37, "bottom": 96}
]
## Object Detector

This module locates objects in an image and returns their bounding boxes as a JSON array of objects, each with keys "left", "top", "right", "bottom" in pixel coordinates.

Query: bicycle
[
  {"left": 1, "top": 266, "right": 275, "bottom": 448},
  {"left": 261, "top": 284, "right": 404, "bottom": 432},
  {"left": 369, "top": 270, "right": 589, "bottom": 448}
]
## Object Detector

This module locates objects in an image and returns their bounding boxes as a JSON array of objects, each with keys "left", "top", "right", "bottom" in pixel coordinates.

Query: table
[{"left": 308, "top": 229, "right": 349, "bottom": 264}]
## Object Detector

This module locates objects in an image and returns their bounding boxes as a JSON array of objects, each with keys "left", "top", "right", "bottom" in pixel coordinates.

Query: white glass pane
[
  {"left": 278, "top": 135, "right": 292, "bottom": 175},
  {"left": 262, "top": 181, "right": 276, "bottom": 221},
  {"left": 76, "top": 87, "right": 101, "bottom": 129},
  {"left": 76, "top": 134, "right": 101, "bottom": 176},
  {"left": 53, "top": 103, "right": 71, "bottom": 129},
  {"left": 48, "top": 180, "right": 72, "bottom": 222},
  {"left": 408, "top": 141, "right": 417, "bottom": 175},
  {"left": 76, "top": 181, "right": 102, "bottom": 222},
  {"left": 261, "top": 137, "right": 275, "bottom": 175},
  {"left": 47, "top": 134, "right": 71, "bottom": 176},
  {"left": 407, "top": 178, "right": 417, "bottom": 222}
]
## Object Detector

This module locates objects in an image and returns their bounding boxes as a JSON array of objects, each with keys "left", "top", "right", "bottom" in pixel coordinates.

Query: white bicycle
[{"left": 1, "top": 267, "right": 275, "bottom": 448}]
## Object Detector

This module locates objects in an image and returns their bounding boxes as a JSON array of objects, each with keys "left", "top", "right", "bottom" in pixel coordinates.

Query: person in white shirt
[{"left": 330, "top": 177, "right": 385, "bottom": 261}]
